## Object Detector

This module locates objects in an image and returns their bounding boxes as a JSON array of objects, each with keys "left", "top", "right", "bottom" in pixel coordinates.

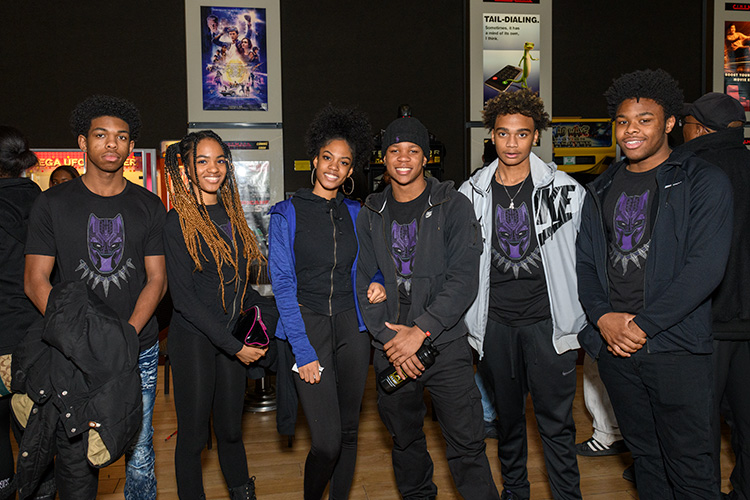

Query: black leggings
[
  {"left": 294, "top": 307, "right": 370, "bottom": 500},
  {"left": 169, "top": 326, "right": 249, "bottom": 499}
]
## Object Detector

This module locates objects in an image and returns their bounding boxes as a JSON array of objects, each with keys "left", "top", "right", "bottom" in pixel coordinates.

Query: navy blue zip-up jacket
[{"left": 576, "top": 148, "right": 734, "bottom": 357}]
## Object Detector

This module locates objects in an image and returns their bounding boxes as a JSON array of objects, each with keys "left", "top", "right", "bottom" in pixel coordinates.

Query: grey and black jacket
[{"left": 356, "top": 177, "right": 482, "bottom": 348}]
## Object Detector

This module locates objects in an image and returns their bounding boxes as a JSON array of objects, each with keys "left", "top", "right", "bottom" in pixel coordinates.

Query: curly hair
[
  {"left": 70, "top": 95, "right": 142, "bottom": 141},
  {"left": 482, "top": 89, "right": 550, "bottom": 134},
  {"left": 0, "top": 126, "right": 38, "bottom": 178},
  {"left": 604, "top": 69, "right": 684, "bottom": 120},
  {"left": 164, "top": 130, "right": 265, "bottom": 311},
  {"left": 305, "top": 104, "right": 373, "bottom": 171}
]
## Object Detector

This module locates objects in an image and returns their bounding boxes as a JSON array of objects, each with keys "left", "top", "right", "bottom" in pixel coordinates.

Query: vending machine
[{"left": 28, "top": 149, "right": 158, "bottom": 193}]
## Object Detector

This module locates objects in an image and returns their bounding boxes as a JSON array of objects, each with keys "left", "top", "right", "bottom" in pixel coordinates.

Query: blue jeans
[
  {"left": 474, "top": 371, "right": 497, "bottom": 422},
  {"left": 124, "top": 341, "right": 158, "bottom": 500}
]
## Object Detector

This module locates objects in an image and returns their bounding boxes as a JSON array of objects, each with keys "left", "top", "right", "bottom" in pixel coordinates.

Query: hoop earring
[
  {"left": 342, "top": 176, "right": 354, "bottom": 196},
  {"left": 310, "top": 167, "right": 317, "bottom": 186}
]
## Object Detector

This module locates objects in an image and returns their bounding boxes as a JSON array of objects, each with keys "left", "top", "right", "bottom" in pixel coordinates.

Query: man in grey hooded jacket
[{"left": 459, "top": 90, "right": 588, "bottom": 500}]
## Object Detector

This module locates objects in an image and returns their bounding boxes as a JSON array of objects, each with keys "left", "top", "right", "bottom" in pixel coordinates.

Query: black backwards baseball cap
[
  {"left": 381, "top": 117, "right": 430, "bottom": 158},
  {"left": 682, "top": 92, "right": 746, "bottom": 131}
]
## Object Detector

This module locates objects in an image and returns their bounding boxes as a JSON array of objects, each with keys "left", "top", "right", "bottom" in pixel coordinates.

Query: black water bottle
[{"left": 378, "top": 338, "right": 440, "bottom": 394}]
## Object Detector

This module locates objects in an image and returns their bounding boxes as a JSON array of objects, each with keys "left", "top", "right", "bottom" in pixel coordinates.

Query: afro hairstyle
[
  {"left": 604, "top": 69, "right": 684, "bottom": 120},
  {"left": 482, "top": 89, "right": 550, "bottom": 134},
  {"left": 305, "top": 104, "right": 373, "bottom": 171},
  {"left": 70, "top": 95, "right": 142, "bottom": 141}
]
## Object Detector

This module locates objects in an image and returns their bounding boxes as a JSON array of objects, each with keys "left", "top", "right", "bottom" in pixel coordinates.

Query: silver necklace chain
[{"left": 497, "top": 171, "right": 528, "bottom": 209}]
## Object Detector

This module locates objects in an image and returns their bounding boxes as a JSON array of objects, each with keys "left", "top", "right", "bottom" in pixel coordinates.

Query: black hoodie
[
  {"left": 677, "top": 127, "right": 750, "bottom": 340},
  {"left": 0, "top": 177, "right": 41, "bottom": 354}
]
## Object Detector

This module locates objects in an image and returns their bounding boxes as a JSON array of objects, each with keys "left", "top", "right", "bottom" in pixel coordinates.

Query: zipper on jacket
[
  {"left": 328, "top": 208, "right": 337, "bottom": 316},
  {"left": 587, "top": 183, "right": 613, "bottom": 303},
  {"left": 641, "top": 177, "right": 664, "bottom": 354}
]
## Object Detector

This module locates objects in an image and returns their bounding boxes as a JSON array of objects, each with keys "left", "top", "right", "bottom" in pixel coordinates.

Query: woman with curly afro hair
[{"left": 268, "top": 105, "right": 384, "bottom": 499}]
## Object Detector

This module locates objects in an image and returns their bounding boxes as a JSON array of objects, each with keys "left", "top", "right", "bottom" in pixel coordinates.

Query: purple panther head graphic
[
  {"left": 87, "top": 213, "right": 124, "bottom": 275},
  {"left": 391, "top": 219, "right": 417, "bottom": 277},
  {"left": 496, "top": 203, "right": 530, "bottom": 260},
  {"left": 614, "top": 191, "right": 649, "bottom": 252}
]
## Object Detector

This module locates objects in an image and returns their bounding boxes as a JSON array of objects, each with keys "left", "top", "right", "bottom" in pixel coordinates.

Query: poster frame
[
  {"left": 468, "top": 0, "right": 553, "bottom": 162},
  {"left": 185, "top": 0, "right": 282, "bottom": 124}
]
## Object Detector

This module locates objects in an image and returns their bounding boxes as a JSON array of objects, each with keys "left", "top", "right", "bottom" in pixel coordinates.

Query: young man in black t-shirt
[
  {"left": 25, "top": 95, "right": 166, "bottom": 500},
  {"left": 356, "top": 117, "right": 499, "bottom": 499},
  {"left": 460, "top": 90, "right": 588, "bottom": 500},
  {"left": 576, "top": 69, "right": 734, "bottom": 499}
]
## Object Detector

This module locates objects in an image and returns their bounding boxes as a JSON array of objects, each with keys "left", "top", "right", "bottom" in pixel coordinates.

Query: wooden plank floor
[{"left": 88, "top": 365, "right": 735, "bottom": 499}]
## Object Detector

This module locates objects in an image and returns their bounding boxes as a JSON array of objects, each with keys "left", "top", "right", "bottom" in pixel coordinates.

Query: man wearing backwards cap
[
  {"left": 356, "top": 117, "right": 499, "bottom": 499},
  {"left": 679, "top": 92, "right": 750, "bottom": 500}
]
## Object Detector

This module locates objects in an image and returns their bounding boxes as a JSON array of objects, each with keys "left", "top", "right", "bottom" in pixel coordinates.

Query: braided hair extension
[{"left": 164, "top": 130, "right": 265, "bottom": 311}]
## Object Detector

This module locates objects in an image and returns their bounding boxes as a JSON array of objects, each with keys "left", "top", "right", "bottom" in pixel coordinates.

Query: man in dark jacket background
[
  {"left": 356, "top": 116, "right": 499, "bottom": 499},
  {"left": 678, "top": 92, "right": 750, "bottom": 500},
  {"left": 576, "top": 69, "right": 734, "bottom": 499}
]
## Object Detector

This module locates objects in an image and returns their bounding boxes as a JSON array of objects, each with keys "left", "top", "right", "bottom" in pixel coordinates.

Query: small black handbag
[{"left": 233, "top": 305, "right": 271, "bottom": 348}]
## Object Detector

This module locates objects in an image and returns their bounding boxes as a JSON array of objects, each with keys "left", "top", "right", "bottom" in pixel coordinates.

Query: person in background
[
  {"left": 678, "top": 92, "right": 750, "bottom": 500},
  {"left": 48, "top": 165, "right": 79, "bottom": 187},
  {"left": 0, "top": 126, "right": 42, "bottom": 498},
  {"left": 163, "top": 130, "right": 266, "bottom": 500},
  {"left": 268, "top": 105, "right": 383, "bottom": 500}
]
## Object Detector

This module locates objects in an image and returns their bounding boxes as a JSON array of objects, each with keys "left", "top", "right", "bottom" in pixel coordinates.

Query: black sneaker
[
  {"left": 622, "top": 464, "right": 636, "bottom": 484},
  {"left": 500, "top": 489, "right": 529, "bottom": 500},
  {"left": 576, "top": 437, "right": 628, "bottom": 456}
]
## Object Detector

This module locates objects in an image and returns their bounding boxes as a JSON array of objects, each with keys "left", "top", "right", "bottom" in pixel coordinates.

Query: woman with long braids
[
  {"left": 269, "top": 105, "right": 384, "bottom": 499},
  {"left": 163, "top": 130, "right": 266, "bottom": 500}
]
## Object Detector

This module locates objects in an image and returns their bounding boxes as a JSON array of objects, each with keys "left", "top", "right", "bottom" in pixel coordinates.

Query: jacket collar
[
  {"left": 467, "top": 152, "right": 556, "bottom": 196},
  {"left": 364, "top": 176, "right": 453, "bottom": 213},
  {"left": 675, "top": 127, "right": 745, "bottom": 156},
  {"left": 589, "top": 148, "right": 696, "bottom": 195}
]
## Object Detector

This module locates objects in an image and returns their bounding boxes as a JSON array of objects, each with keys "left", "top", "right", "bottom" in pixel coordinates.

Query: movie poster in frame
[
  {"left": 723, "top": 20, "right": 750, "bottom": 111},
  {"left": 185, "top": 0, "right": 282, "bottom": 123},
  {"left": 201, "top": 6, "right": 268, "bottom": 111}
]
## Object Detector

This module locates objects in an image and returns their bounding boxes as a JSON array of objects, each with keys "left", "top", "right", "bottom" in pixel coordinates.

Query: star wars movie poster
[
  {"left": 724, "top": 21, "right": 750, "bottom": 111},
  {"left": 201, "top": 6, "right": 268, "bottom": 111},
  {"left": 482, "top": 13, "right": 540, "bottom": 102}
]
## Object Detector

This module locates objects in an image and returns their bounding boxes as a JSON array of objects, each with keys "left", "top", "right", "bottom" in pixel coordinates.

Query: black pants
[
  {"left": 293, "top": 306, "right": 370, "bottom": 500},
  {"left": 598, "top": 346, "right": 718, "bottom": 500},
  {"left": 713, "top": 339, "right": 750, "bottom": 500},
  {"left": 373, "top": 336, "right": 499, "bottom": 500},
  {"left": 479, "top": 318, "right": 581, "bottom": 500},
  {"left": 169, "top": 326, "right": 249, "bottom": 499}
]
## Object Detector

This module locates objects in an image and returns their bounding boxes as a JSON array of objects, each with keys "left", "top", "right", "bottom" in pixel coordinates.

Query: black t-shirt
[
  {"left": 604, "top": 166, "right": 658, "bottom": 313},
  {"left": 487, "top": 174, "right": 550, "bottom": 325},
  {"left": 25, "top": 177, "right": 166, "bottom": 352},
  {"left": 292, "top": 189, "right": 357, "bottom": 316},
  {"left": 387, "top": 186, "right": 429, "bottom": 324}
]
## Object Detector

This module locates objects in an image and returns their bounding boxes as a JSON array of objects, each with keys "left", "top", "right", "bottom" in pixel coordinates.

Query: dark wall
[
  {"left": 1, "top": 2, "right": 188, "bottom": 151},
  {"left": 1, "top": 1, "right": 705, "bottom": 190}
]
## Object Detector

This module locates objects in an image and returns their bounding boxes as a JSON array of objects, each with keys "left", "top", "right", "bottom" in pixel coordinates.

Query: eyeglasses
[{"left": 678, "top": 118, "right": 702, "bottom": 128}]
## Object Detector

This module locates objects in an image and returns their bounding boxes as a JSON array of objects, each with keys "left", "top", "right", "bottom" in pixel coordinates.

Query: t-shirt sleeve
[
  {"left": 25, "top": 193, "right": 56, "bottom": 256},
  {"left": 145, "top": 198, "right": 166, "bottom": 256}
]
